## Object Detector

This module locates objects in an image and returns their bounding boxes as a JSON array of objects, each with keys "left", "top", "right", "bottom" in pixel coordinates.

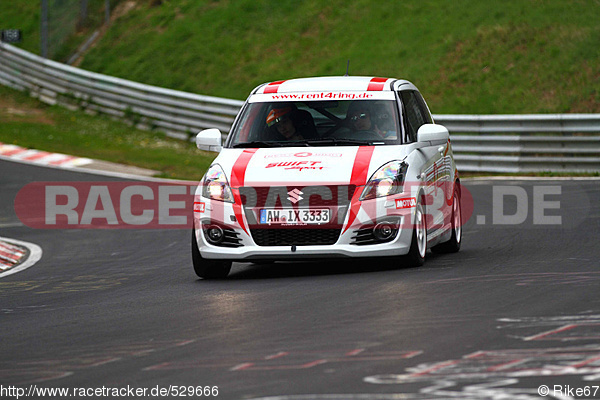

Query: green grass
[
  {"left": 54, "top": 0, "right": 600, "bottom": 113},
  {"left": 3, "top": 1, "right": 598, "bottom": 112},
  {"left": 0, "top": 85, "right": 216, "bottom": 181}
]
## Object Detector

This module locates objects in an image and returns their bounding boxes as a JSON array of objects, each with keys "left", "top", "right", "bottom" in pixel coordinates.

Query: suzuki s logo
[{"left": 287, "top": 189, "right": 303, "bottom": 204}]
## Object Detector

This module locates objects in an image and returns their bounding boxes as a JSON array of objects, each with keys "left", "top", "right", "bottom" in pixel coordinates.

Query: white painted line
[
  {"left": 345, "top": 349, "right": 365, "bottom": 357},
  {"left": 230, "top": 362, "right": 254, "bottom": 371},
  {"left": 176, "top": 339, "right": 196, "bottom": 347},
  {"left": 523, "top": 324, "right": 578, "bottom": 341},
  {"left": 265, "top": 351, "right": 289, "bottom": 360},
  {"left": 300, "top": 359, "right": 328, "bottom": 368},
  {"left": 0, "top": 237, "right": 43, "bottom": 279},
  {"left": 402, "top": 351, "right": 423, "bottom": 359}
]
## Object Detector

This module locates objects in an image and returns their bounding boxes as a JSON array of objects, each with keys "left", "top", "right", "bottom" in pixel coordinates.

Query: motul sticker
[
  {"left": 395, "top": 198, "right": 417, "bottom": 209},
  {"left": 194, "top": 202, "right": 205, "bottom": 213}
]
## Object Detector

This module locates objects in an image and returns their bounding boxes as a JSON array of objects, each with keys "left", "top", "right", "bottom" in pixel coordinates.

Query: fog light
[
  {"left": 373, "top": 222, "right": 397, "bottom": 241},
  {"left": 206, "top": 225, "right": 224, "bottom": 244}
]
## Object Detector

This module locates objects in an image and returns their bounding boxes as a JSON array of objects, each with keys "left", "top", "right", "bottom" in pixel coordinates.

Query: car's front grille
[
  {"left": 351, "top": 228, "right": 380, "bottom": 245},
  {"left": 239, "top": 185, "right": 356, "bottom": 226},
  {"left": 239, "top": 185, "right": 356, "bottom": 208},
  {"left": 250, "top": 228, "right": 341, "bottom": 246}
]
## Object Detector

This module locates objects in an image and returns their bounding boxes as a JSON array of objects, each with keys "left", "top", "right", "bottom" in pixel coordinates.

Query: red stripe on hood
[
  {"left": 344, "top": 146, "right": 375, "bottom": 233},
  {"left": 230, "top": 148, "right": 259, "bottom": 234}
]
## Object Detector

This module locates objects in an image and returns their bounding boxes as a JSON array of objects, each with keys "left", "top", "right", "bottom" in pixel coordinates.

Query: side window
[
  {"left": 415, "top": 92, "right": 433, "bottom": 124},
  {"left": 399, "top": 91, "right": 430, "bottom": 142}
]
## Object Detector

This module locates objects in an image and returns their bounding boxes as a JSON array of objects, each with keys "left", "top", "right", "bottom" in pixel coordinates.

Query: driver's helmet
[
  {"left": 266, "top": 106, "right": 293, "bottom": 127},
  {"left": 346, "top": 101, "right": 373, "bottom": 128}
]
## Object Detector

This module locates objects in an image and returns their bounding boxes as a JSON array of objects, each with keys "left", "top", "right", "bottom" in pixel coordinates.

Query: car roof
[{"left": 252, "top": 76, "right": 417, "bottom": 94}]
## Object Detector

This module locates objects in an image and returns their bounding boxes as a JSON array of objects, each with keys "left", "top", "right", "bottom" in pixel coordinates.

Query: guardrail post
[{"left": 40, "top": 0, "right": 49, "bottom": 58}]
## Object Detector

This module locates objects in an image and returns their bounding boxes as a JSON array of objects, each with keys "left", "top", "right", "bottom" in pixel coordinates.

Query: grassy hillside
[
  {"left": 5, "top": 0, "right": 597, "bottom": 114},
  {"left": 0, "top": 0, "right": 117, "bottom": 60}
]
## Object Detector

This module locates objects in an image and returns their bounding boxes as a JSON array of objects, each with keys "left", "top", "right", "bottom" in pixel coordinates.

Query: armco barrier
[
  {"left": 1, "top": 43, "right": 599, "bottom": 173},
  {"left": 0, "top": 43, "right": 243, "bottom": 139}
]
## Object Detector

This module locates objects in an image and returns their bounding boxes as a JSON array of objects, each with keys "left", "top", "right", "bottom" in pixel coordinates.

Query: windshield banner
[{"left": 249, "top": 91, "right": 396, "bottom": 103}]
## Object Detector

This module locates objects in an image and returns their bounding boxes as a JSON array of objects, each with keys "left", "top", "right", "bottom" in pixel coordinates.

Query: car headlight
[
  {"left": 360, "top": 161, "right": 407, "bottom": 201},
  {"left": 201, "top": 164, "right": 234, "bottom": 203}
]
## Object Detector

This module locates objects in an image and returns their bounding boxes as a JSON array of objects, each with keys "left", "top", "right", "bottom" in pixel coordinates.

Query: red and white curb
[
  {"left": 0, "top": 237, "right": 43, "bottom": 278},
  {"left": 0, "top": 142, "right": 91, "bottom": 168},
  {"left": 0, "top": 240, "right": 26, "bottom": 269}
]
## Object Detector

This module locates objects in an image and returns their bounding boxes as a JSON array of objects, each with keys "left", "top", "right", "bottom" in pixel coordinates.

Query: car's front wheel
[
  {"left": 191, "top": 230, "right": 232, "bottom": 279},
  {"left": 431, "top": 183, "right": 462, "bottom": 254},
  {"left": 404, "top": 196, "right": 427, "bottom": 267}
]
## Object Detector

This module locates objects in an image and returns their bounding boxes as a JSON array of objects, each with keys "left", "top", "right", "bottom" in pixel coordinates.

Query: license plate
[{"left": 259, "top": 209, "right": 330, "bottom": 225}]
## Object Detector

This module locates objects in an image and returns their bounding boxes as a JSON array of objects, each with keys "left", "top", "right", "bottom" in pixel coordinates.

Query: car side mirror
[
  {"left": 196, "top": 129, "right": 223, "bottom": 152},
  {"left": 417, "top": 124, "right": 449, "bottom": 145}
]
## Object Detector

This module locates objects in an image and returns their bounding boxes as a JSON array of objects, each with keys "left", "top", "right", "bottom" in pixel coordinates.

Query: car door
[{"left": 399, "top": 90, "right": 447, "bottom": 234}]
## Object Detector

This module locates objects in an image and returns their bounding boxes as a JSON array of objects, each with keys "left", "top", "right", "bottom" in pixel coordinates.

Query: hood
[{"left": 213, "top": 146, "right": 413, "bottom": 187}]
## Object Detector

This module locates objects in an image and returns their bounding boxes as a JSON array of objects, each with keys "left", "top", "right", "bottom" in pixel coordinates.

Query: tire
[
  {"left": 431, "top": 183, "right": 462, "bottom": 254},
  {"left": 191, "top": 230, "right": 232, "bottom": 279},
  {"left": 404, "top": 196, "right": 427, "bottom": 267}
]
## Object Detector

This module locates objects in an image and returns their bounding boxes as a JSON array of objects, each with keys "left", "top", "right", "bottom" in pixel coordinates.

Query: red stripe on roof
[
  {"left": 263, "top": 80, "right": 287, "bottom": 94},
  {"left": 367, "top": 77, "right": 388, "bottom": 91}
]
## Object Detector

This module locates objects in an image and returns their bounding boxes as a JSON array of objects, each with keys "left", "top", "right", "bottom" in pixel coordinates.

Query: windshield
[{"left": 227, "top": 99, "right": 401, "bottom": 148}]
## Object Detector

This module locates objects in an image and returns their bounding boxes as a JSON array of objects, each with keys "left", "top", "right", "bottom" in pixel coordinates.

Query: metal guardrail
[
  {"left": 0, "top": 42, "right": 244, "bottom": 139},
  {"left": 438, "top": 116, "right": 600, "bottom": 172},
  {"left": 1, "top": 43, "right": 599, "bottom": 173}
]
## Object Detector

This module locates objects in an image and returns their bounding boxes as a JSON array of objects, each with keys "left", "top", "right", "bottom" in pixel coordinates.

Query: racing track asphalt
[{"left": 1, "top": 158, "right": 599, "bottom": 400}]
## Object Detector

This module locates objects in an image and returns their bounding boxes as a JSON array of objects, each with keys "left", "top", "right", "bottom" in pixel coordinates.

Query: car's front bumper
[{"left": 193, "top": 193, "right": 417, "bottom": 261}]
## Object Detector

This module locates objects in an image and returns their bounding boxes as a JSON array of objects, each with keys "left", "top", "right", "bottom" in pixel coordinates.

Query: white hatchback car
[{"left": 192, "top": 76, "right": 462, "bottom": 278}]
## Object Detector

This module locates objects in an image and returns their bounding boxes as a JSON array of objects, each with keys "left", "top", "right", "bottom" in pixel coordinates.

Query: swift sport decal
[
  {"left": 343, "top": 146, "right": 376, "bottom": 233},
  {"left": 265, "top": 161, "right": 324, "bottom": 171}
]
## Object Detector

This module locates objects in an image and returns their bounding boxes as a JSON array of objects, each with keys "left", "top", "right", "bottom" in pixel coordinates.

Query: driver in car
[
  {"left": 266, "top": 105, "right": 317, "bottom": 141},
  {"left": 346, "top": 102, "right": 395, "bottom": 139}
]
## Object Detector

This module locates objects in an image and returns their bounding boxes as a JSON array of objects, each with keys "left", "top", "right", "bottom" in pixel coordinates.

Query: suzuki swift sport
[{"left": 192, "top": 76, "right": 462, "bottom": 278}]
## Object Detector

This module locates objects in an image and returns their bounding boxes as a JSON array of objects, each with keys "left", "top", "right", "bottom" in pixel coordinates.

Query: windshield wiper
[
  {"left": 300, "top": 138, "right": 372, "bottom": 146},
  {"left": 231, "top": 141, "right": 286, "bottom": 148}
]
